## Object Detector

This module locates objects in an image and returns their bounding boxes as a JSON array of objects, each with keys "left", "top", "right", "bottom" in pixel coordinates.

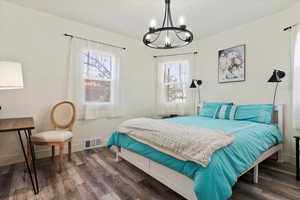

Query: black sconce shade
[
  {"left": 190, "top": 79, "right": 202, "bottom": 88},
  {"left": 190, "top": 81, "right": 197, "bottom": 88},
  {"left": 268, "top": 70, "right": 286, "bottom": 83}
]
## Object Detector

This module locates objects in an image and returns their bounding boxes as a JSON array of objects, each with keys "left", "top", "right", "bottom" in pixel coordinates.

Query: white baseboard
[
  {"left": 0, "top": 140, "right": 106, "bottom": 167},
  {"left": 282, "top": 153, "right": 296, "bottom": 165}
]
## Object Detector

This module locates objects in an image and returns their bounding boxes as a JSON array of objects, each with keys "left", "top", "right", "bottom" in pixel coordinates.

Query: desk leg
[
  {"left": 296, "top": 139, "right": 299, "bottom": 181},
  {"left": 17, "top": 131, "right": 38, "bottom": 194},
  {"left": 26, "top": 129, "right": 39, "bottom": 193}
]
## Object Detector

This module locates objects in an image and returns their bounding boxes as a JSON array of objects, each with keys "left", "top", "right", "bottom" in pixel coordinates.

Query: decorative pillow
[
  {"left": 234, "top": 104, "right": 274, "bottom": 124},
  {"left": 213, "top": 104, "right": 237, "bottom": 120},
  {"left": 199, "top": 102, "right": 233, "bottom": 118}
]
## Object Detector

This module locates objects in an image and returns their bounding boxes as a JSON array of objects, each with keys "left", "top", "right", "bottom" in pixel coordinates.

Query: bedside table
[{"left": 294, "top": 136, "right": 300, "bottom": 180}]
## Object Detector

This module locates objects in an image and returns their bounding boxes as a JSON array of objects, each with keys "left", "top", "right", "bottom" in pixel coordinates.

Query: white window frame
[
  {"left": 81, "top": 49, "right": 117, "bottom": 106},
  {"left": 293, "top": 28, "right": 300, "bottom": 129},
  {"left": 162, "top": 60, "right": 190, "bottom": 104}
]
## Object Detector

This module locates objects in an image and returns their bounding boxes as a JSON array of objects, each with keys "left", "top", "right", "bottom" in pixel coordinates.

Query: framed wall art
[{"left": 218, "top": 44, "right": 245, "bottom": 83}]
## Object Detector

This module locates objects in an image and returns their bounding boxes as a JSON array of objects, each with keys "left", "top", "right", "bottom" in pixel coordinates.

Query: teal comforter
[{"left": 107, "top": 116, "right": 283, "bottom": 200}]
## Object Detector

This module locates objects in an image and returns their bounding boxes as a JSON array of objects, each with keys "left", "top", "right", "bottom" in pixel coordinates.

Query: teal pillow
[
  {"left": 234, "top": 104, "right": 274, "bottom": 124},
  {"left": 213, "top": 104, "right": 237, "bottom": 120},
  {"left": 200, "top": 102, "right": 233, "bottom": 118}
]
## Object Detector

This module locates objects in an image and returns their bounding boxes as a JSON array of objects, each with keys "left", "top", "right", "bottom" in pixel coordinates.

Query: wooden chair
[{"left": 30, "top": 101, "right": 76, "bottom": 172}]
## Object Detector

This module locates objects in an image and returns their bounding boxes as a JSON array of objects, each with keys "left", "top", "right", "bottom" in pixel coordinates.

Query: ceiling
[{"left": 5, "top": 0, "right": 299, "bottom": 40}]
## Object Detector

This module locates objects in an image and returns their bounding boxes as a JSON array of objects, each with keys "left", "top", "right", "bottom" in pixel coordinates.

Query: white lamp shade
[{"left": 0, "top": 61, "right": 24, "bottom": 90}]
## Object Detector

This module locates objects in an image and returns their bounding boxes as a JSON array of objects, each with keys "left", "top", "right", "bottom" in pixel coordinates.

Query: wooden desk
[{"left": 0, "top": 117, "right": 39, "bottom": 194}]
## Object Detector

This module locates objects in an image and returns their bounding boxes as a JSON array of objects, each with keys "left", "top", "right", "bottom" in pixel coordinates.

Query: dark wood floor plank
[
  {"left": 0, "top": 165, "right": 13, "bottom": 199},
  {"left": 101, "top": 175, "right": 135, "bottom": 200},
  {"left": 263, "top": 159, "right": 296, "bottom": 174},
  {"left": 0, "top": 165, "right": 10, "bottom": 176},
  {"left": 233, "top": 181, "right": 292, "bottom": 200},
  {"left": 9, "top": 163, "right": 27, "bottom": 195},
  {"left": 74, "top": 163, "right": 107, "bottom": 197},
  {"left": 76, "top": 183, "right": 98, "bottom": 200},
  {"left": 1, "top": 147, "right": 300, "bottom": 200},
  {"left": 97, "top": 150, "right": 162, "bottom": 199}
]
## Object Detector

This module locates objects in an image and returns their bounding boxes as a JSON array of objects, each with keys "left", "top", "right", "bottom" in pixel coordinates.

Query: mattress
[{"left": 107, "top": 116, "right": 283, "bottom": 200}]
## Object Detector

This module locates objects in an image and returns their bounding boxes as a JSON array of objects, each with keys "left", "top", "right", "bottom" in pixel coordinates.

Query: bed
[{"left": 107, "top": 104, "right": 284, "bottom": 200}]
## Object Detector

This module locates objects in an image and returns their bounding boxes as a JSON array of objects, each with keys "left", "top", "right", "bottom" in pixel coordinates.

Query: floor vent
[{"left": 84, "top": 138, "right": 102, "bottom": 149}]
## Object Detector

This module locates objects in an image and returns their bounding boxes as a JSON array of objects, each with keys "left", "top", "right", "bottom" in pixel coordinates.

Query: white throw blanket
[{"left": 117, "top": 118, "right": 235, "bottom": 167}]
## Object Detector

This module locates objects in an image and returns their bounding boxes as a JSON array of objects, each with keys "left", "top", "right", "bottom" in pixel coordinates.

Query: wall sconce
[
  {"left": 190, "top": 79, "right": 203, "bottom": 113},
  {"left": 267, "top": 69, "right": 285, "bottom": 105}
]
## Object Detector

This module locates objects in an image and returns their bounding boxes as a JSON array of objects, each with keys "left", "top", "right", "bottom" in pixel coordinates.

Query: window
[
  {"left": 163, "top": 61, "right": 189, "bottom": 103},
  {"left": 82, "top": 50, "right": 115, "bottom": 104}
]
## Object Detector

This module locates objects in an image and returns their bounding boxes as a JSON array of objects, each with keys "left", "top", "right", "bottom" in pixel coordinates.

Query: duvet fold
[{"left": 117, "top": 117, "right": 235, "bottom": 167}]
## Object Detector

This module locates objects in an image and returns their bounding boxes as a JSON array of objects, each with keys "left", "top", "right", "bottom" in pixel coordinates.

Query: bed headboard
[{"left": 196, "top": 104, "right": 284, "bottom": 136}]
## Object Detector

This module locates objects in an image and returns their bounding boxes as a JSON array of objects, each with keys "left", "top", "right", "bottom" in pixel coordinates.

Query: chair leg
[
  {"left": 68, "top": 141, "right": 72, "bottom": 161},
  {"left": 59, "top": 144, "right": 64, "bottom": 173},
  {"left": 52, "top": 146, "right": 55, "bottom": 161}
]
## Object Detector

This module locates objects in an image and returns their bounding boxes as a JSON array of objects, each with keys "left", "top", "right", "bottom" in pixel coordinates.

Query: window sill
[{"left": 85, "top": 102, "right": 113, "bottom": 106}]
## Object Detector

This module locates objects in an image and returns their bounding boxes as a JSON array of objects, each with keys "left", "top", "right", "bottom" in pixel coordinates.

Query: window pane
[
  {"left": 82, "top": 50, "right": 114, "bottom": 103},
  {"left": 83, "top": 51, "right": 112, "bottom": 81},
  {"left": 163, "top": 61, "right": 188, "bottom": 103},
  {"left": 164, "top": 62, "right": 188, "bottom": 84},
  {"left": 166, "top": 84, "right": 186, "bottom": 103},
  {"left": 85, "top": 80, "right": 111, "bottom": 103}
]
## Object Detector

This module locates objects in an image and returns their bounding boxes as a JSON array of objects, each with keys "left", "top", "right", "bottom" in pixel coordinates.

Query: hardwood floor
[{"left": 0, "top": 147, "right": 299, "bottom": 200}]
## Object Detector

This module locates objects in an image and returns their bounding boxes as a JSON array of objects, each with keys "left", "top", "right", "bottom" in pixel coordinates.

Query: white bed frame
[{"left": 113, "top": 105, "right": 284, "bottom": 200}]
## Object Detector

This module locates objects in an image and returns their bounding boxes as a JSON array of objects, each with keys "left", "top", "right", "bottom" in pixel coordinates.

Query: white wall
[
  {"left": 194, "top": 3, "right": 300, "bottom": 162},
  {"left": 0, "top": 1, "right": 156, "bottom": 165}
]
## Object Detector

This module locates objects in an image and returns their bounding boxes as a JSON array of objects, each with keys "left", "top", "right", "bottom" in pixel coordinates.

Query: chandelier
[{"left": 143, "top": 0, "right": 194, "bottom": 49}]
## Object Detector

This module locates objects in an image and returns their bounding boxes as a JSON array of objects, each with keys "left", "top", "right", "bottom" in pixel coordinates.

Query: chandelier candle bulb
[
  {"left": 150, "top": 19, "right": 156, "bottom": 28},
  {"left": 165, "top": 36, "right": 171, "bottom": 46},
  {"left": 149, "top": 19, "right": 156, "bottom": 33},
  {"left": 179, "top": 16, "right": 185, "bottom": 25},
  {"left": 179, "top": 17, "right": 187, "bottom": 30},
  {"left": 185, "top": 32, "right": 191, "bottom": 40},
  {"left": 146, "top": 34, "right": 152, "bottom": 40}
]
